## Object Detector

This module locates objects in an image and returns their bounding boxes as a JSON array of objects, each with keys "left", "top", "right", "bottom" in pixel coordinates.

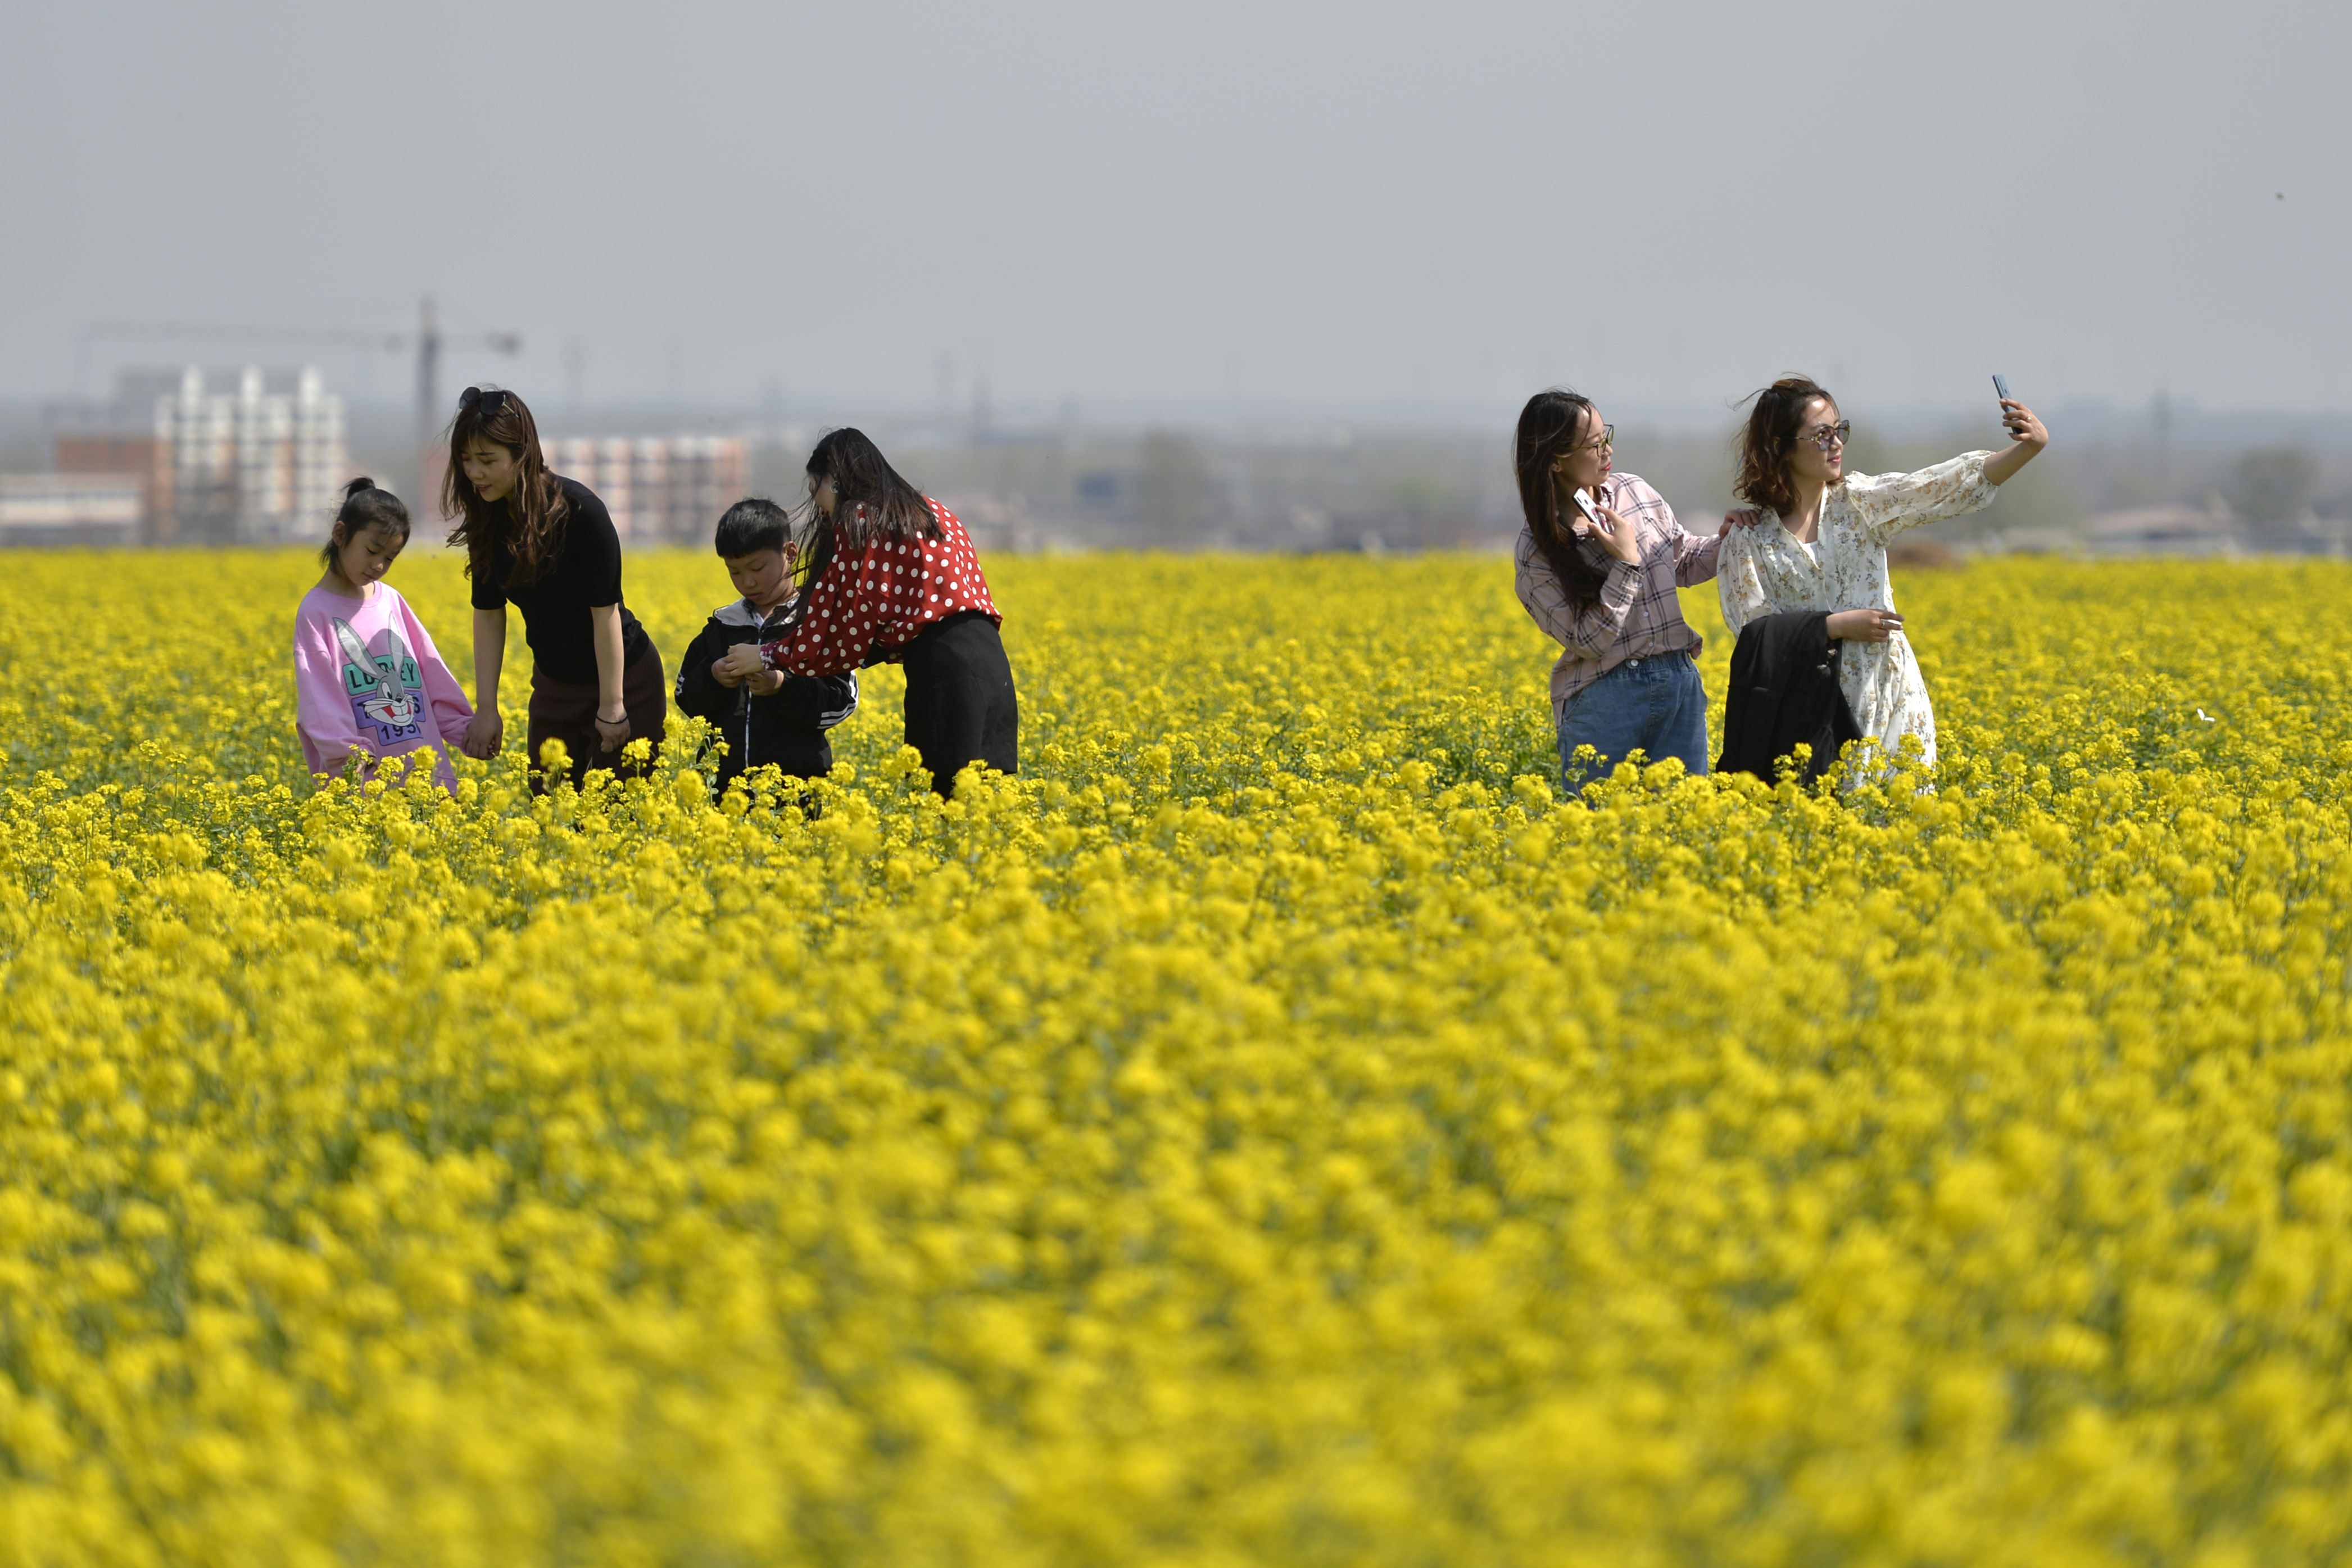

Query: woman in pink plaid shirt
[{"left": 1512, "top": 387, "right": 1750, "bottom": 794}]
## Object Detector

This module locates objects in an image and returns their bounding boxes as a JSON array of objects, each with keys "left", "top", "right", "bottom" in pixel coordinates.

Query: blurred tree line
[{"left": 730, "top": 409, "right": 2350, "bottom": 555}]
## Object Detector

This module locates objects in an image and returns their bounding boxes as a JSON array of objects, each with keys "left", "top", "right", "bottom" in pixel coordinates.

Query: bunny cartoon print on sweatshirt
[{"left": 332, "top": 618, "right": 425, "bottom": 744}]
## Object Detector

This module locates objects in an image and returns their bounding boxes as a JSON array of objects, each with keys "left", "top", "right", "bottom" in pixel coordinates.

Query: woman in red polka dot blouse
[{"left": 758, "top": 428, "right": 1018, "bottom": 794}]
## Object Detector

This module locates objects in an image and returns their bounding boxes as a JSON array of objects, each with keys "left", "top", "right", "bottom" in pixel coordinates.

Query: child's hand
[
  {"left": 746, "top": 668, "right": 786, "bottom": 697},
  {"left": 461, "top": 709, "right": 504, "bottom": 760}
]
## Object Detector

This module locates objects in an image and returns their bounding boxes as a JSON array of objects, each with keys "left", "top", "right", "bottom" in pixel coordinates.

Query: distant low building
[
  {"left": 0, "top": 474, "right": 144, "bottom": 547},
  {"left": 540, "top": 435, "right": 750, "bottom": 544},
  {"left": 2244, "top": 510, "right": 2352, "bottom": 557},
  {"left": 46, "top": 367, "right": 351, "bottom": 545},
  {"left": 2084, "top": 505, "right": 2241, "bottom": 557},
  {"left": 953, "top": 493, "right": 1058, "bottom": 555}
]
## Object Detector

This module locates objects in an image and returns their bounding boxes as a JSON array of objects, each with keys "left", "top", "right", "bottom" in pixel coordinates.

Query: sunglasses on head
[{"left": 457, "top": 386, "right": 509, "bottom": 418}]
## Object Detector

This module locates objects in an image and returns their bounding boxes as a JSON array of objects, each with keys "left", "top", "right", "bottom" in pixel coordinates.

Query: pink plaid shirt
[{"left": 1512, "top": 472, "right": 1722, "bottom": 708}]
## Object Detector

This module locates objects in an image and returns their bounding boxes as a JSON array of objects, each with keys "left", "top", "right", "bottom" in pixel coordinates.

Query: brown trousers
[{"left": 527, "top": 645, "right": 668, "bottom": 792}]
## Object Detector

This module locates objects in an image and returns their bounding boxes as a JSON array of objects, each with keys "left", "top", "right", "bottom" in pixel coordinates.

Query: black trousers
[
  {"left": 899, "top": 612, "right": 1018, "bottom": 796},
  {"left": 527, "top": 645, "right": 668, "bottom": 793}
]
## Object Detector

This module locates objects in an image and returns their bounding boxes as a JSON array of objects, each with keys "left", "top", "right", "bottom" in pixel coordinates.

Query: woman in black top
[{"left": 445, "top": 387, "right": 667, "bottom": 790}]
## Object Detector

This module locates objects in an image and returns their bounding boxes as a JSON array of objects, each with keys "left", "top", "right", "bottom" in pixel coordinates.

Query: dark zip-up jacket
[
  {"left": 674, "top": 597, "right": 858, "bottom": 790},
  {"left": 1716, "top": 611, "right": 1863, "bottom": 785}
]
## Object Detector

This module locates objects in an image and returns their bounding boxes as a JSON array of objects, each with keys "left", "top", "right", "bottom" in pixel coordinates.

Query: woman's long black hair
[
  {"left": 1514, "top": 388, "right": 1612, "bottom": 608},
  {"left": 768, "top": 428, "right": 936, "bottom": 637},
  {"left": 806, "top": 428, "right": 936, "bottom": 551},
  {"left": 789, "top": 427, "right": 933, "bottom": 591}
]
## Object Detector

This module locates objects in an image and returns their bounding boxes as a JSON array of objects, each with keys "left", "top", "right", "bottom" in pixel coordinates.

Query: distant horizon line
[{"left": 11, "top": 388, "right": 2352, "bottom": 442}]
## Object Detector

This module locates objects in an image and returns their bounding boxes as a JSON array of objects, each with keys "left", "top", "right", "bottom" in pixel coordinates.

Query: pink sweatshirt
[{"left": 292, "top": 581, "right": 474, "bottom": 790}]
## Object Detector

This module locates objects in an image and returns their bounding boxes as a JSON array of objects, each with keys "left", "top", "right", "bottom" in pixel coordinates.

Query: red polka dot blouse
[{"left": 758, "top": 498, "right": 1001, "bottom": 678}]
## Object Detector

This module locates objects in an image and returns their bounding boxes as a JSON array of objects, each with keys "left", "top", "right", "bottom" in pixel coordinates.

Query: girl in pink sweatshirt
[{"left": 292, "top": 478, "right": 474, "bottom": 790}]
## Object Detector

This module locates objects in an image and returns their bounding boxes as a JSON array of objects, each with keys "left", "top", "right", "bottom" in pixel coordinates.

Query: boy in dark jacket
[{"left": 674, "top": 499, "right": 858, "bottom": 792}]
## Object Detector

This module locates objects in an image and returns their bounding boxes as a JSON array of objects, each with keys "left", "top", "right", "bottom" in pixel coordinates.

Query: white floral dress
[{"left": 1715, "top": 452, "right": 1996, "bottom": 768}]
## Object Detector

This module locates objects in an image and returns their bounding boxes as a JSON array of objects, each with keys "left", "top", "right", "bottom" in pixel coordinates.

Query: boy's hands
[
  {"left": 713, "top": 643, "right": 767, "bottom": 687},
  {"left": 715, "top": 642, "right": 786, "bottom": 695}
]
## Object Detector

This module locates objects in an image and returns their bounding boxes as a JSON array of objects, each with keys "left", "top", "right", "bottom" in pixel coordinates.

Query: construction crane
[{"left": 80, "top": 296, "right": 523, "bottom": 452}]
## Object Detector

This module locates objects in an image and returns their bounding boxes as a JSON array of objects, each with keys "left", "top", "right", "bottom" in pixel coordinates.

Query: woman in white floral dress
[{"left": 1715, "top": 375, "right": 2049, "bottom": 769}]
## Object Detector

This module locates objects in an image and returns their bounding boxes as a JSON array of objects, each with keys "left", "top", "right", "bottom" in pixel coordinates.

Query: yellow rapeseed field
[{"left": 2, "top": 545, "right": 2349, "bottom": 1566}]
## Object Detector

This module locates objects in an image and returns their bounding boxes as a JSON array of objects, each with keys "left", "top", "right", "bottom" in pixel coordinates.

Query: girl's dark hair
[
  {"left": 442, "top": 386, "right": 570, "bottom": 587},
  {"left": 1513, "top": 388, "right": 1612, "bottom": 609},
  {"left": 804, "top": 428, "right": 936, "bottom": 553},
  {"left": 320, "top": 477, "right": 411, "bottom": 567},
  {"left": 714, "top": 497, "right": 793, "bottom": 558},
  {"left": 1734, "top": 375, "right": 1841, "bottom": 516}
]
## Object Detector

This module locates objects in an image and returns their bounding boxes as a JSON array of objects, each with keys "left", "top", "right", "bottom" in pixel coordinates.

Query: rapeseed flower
[{"left": 0, "top": 549, "right": 2346, "bottom": 1564}]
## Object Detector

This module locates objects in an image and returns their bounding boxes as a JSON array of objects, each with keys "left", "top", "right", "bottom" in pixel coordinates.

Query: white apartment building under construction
[
  {"left": 539, "top": 434, "right": 749, "bottom": 543},
  {"left": 42, "top": 366, "right": 351, "bottom": 545}
]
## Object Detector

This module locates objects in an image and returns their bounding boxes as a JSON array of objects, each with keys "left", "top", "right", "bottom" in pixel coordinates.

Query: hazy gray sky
[{"left": 4, "top": 0, "right": 2345, "bottom": 416}]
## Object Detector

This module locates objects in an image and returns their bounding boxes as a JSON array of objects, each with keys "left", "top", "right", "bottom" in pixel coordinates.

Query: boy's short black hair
[{"left": 715, "top": 497, "right": 794, "bottom": 558}]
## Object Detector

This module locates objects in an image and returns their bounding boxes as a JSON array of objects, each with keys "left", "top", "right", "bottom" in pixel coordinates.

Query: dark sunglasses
[{"left": 457, "top": 386, "right": 509, "bottom": 418}]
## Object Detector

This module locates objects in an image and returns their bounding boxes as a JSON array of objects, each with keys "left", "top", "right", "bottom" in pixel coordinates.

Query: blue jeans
[{"left": 1555, "top": 650, "right": 1710, "bottom": 794}]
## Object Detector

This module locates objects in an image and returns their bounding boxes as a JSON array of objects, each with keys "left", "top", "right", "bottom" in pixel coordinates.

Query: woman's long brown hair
[
  {"left": 442, "top": 387, "right": 569, "bottom": 587},
  {"left": 1513, "top": 389, "right": 1612, "bottom": 609},
  {"left": 1733, "top": 375, "right": 1841, "bottom": 516}
]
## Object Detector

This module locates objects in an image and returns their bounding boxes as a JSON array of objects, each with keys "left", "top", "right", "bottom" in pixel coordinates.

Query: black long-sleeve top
[{"left": 468, "top": 477, "right": 654, "bottom": 685}]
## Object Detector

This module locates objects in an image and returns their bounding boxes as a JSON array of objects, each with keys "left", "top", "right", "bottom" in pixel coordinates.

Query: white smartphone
[{"left": 1571, "top": 487, "right": 1605, "bottom": 528}]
